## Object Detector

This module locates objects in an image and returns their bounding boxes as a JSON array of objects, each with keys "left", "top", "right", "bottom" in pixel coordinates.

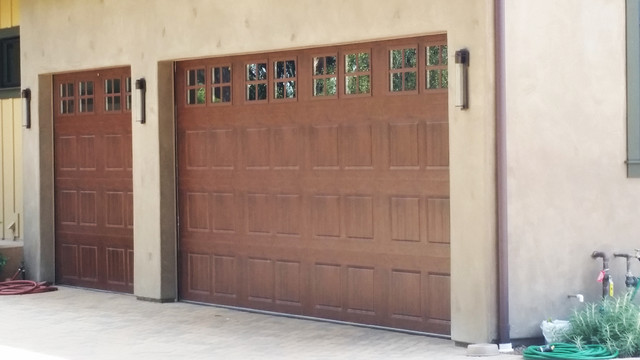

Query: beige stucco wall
[
  {"left": 506, "top": 0, "right": 636, "bottom": 338},
  {"left": 21, "top": 0, "right": 497, "bottom": 343}
]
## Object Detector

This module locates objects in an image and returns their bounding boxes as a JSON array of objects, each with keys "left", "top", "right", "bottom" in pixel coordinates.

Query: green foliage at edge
[{"left": 566, "top": 294, "right": 640, "bottom": 358}]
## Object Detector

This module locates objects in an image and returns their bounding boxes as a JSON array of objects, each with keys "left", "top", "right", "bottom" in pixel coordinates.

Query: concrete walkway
[{"left": 0, "top": 287, "right": 523, "bottom": 359}]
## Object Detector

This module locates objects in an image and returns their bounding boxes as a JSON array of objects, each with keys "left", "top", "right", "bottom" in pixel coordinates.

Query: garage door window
[
  {"left": 246, "top": 62, "right": 268, "bottom": 101},
  {"left": 125, "top": 77, "right": 132, "bottom": 111},
  {"left": 312, "top": 55, "right": 337, "bottom": 97},
  {"left": 186, "top": 68, "right": 206, "bottom": 105},
  {"left": 426, "top": 45, "right": 448, "bottom": 90},
  {"left": 274, "top": 59, "right": 296, "bottom": 100},
  {"left": 345, "top": 51, "right": 371, "bottom": 95},
  {"left": 78, "top": 81, "right": 94, "bottom": 113},
  {"left": 60, "top": 83, "right": 74, "bottom": 114},
  {"left": 105, "top": 78, "right": 121, "bottom": 111},
  {"left": 389, "top": 47, "right": 418, "bottom": 92},
  {"left": 212, "top": 65, "right": 232, "bottom": 104}
]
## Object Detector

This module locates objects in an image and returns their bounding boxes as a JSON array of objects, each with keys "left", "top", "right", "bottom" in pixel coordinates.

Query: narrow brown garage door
[
  {"left": 177, "top": 35, "right": 450, "bottom": 335},
  {"left": 54, "top": 67, "right": 134, "bottom": 293}
]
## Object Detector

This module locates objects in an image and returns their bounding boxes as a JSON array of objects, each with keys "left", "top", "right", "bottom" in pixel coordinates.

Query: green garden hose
[{"left": 522, "top": 343, "right": 618, "bottom": 359}]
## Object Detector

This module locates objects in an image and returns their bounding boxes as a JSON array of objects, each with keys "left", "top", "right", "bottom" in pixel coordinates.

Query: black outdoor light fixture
[
  {"left": 135, "top": 78, "right": 146, "bottom": 124},
  {"left": 455, "top": 49, "right": 469, "bottom": 110},
  {"left": 21, "top": 88, "right": 31, "bottom": 129}
]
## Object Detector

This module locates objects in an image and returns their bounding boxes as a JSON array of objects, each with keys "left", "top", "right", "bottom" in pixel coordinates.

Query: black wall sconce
[
  {"left": 455, "top": 49, "right": 469, "bottom": 110},
  {"left": 21, "top": 88, "right": 31, "bottom": 129},
  {"left": 135, "top": 78, "right": 146, "bottom": 124}
]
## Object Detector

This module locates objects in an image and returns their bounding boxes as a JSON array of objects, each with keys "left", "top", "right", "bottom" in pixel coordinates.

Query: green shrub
[{"left": 566, "top": 294, "right": 640, "bottom": 358}]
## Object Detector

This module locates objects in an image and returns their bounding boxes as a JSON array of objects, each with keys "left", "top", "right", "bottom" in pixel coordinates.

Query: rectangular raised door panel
[{"left": 177, "top": 35, "right": 450, "bottom": 335}]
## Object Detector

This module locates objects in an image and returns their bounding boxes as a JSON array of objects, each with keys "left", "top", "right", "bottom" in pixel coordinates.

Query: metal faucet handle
[{"left": 614, "top": 253, "right": 632, "bottom": 259}]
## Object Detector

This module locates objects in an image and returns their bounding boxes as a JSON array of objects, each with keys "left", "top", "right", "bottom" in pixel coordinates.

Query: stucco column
[
  {"left": 22, "top": 74, "right": 56, "bottom": 283},
  {"left": 131, "top": 62, "right": 177, "bottom": 301}
]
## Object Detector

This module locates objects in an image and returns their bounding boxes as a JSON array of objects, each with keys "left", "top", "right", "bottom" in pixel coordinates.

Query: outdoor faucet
[
  {"left": 614, "top": 252, "right": 639, "bottom": 288},
  {"left": 592, "top": 251, "right": 611, "bottom": 299}
]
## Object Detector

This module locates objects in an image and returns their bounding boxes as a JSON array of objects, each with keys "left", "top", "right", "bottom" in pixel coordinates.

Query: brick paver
[{"left": 0, "top": 287, "right": 522, "bottom": 359}]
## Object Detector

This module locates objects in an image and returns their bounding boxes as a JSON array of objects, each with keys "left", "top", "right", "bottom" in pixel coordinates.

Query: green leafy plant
[{"left": 566, "top": 294, "right": 640, "bottom": 358}]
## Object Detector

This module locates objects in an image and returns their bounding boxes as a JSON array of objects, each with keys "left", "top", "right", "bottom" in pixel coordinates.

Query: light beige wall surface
[
  {"left": 21, "top": 0, "right": 497, "bottom": 343},
  {"left": 0, "top": 0, "right": 22, "bottom": 242},
  {"left": 506, "top": 0, "right": 635, "bottom": 338}
]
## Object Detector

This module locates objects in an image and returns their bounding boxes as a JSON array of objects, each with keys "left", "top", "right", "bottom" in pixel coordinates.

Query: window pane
[
  {"left": 222, "top": 66, "right": 231, "bottom": 83},
  {"left": 276, "top": 61, "right": 285, "bottom": 79},
  {"left": 213, "top": 87, "right": 222, "bottom": 103},
  {"left": 427, "top": 70, "right": 439, "bottom": 89},
  {"left": 391, "top": 73, "right": 403, "bottom": 92},
  {"left": 197, "top": 87, "right": 205, "bottom": 104},
  {"left": 358, "top": 75, "right": 370, "bottom": 93},
  {"left": 196, "top": 69, "right": 205, "bottom": 85},
  {"left": 346, "top": 76, "right": 357, "bottom": 94},
  {"left": 114, "top": 79, "right": 120, "bottom": 93},
  {"left": 405, "top": 48, "right": 417, "bottom": 68},
  {"left": 325, "top": 56, "right": 337, "bottom": 75},
  {"left": 188, "top": 70, "right": 196, "bottom": 86},
  {"left": 314, "top": 79, "right": 324, "bottom": 96},
  {"left": 442, "top": 69, "right": 448, "bottom": 88},
  {"left": 247, "top": 84, "right": 256, "bottom": 100},
  {"left": 326, "top": 77, "right": 337, "bottom": 95},
  {"left": 286, "top": 60, "right": 295, "bottom": 78},
  {"left": 442, "top": 46, "right": 448, "bottom": 65},
  {"left": 358, "top": 53, "right": 370, "bottom": 71},
  {"left": 404, "top": 72, "right": 417, "bottom": 91},
  {"left": 427, "top": 46, "right": 440, "bottom": 66},
  {"left": 314, "top": 57, "right": 325, "bottom": 75},
  {"left": 346, "top": 54, "right": 357, "bottom": 73},
  {"left": 257, "top": 83, "right": 267, "bottom": 99},
  {"left": 213, "top": 67, "right": 220, "bottom": 84},
  {"left": 286, "top": 81, "right": 295, "bottom": 98},
  {"left": 222, "top": 86, "right": 231, "bottom": 102},
  {"left": 276, "top": 82, "right": 285, "bottom": 99},
  {"left": 391, "top": 50, "right": 402, "bottom": 70},
  {"left": 188, "top": 88, "right": 197, "bottom": 104},
  {"left": 114, "top": 96, "right": 121, "bottom": 110}
]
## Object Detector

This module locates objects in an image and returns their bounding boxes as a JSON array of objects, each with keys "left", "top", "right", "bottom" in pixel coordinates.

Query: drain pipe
[{"left": 495, "top": 0, "right": 512, "bottom": 351}]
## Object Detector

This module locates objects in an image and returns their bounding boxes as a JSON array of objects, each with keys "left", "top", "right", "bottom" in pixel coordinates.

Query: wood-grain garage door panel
[
  {"left": 177, "top": 35, "right": 450, "bottom": 335},
  {"left": 54, "top": 68, "right": 133, "bottom": 293}
]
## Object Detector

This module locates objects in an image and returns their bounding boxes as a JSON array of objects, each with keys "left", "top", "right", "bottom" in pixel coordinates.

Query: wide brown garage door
[
  {"left": 54, "top": 67, "right": 134, "bottom": 293},
  {"left": 177, "top": 35, "right": 450, "bottom": 335}
]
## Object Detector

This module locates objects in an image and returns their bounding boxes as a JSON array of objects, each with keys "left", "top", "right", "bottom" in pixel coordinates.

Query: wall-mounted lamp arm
[
  {"left": 22, "top": 88, "right": 31, "bottom": 129},
  {"left": 455, "top": 49, "right": 469, "bottom": 110},
  {"left": 135, "top": 78, "right": 146, "bottom": 124}
]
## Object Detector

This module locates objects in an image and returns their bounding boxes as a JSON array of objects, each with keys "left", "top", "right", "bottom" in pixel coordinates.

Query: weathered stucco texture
[
  {"left": 21, "top": 0, "right": 497, "bottom": 343},
  {"left": 506, "top": 0, "right": 637, "bottom": 339}
]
